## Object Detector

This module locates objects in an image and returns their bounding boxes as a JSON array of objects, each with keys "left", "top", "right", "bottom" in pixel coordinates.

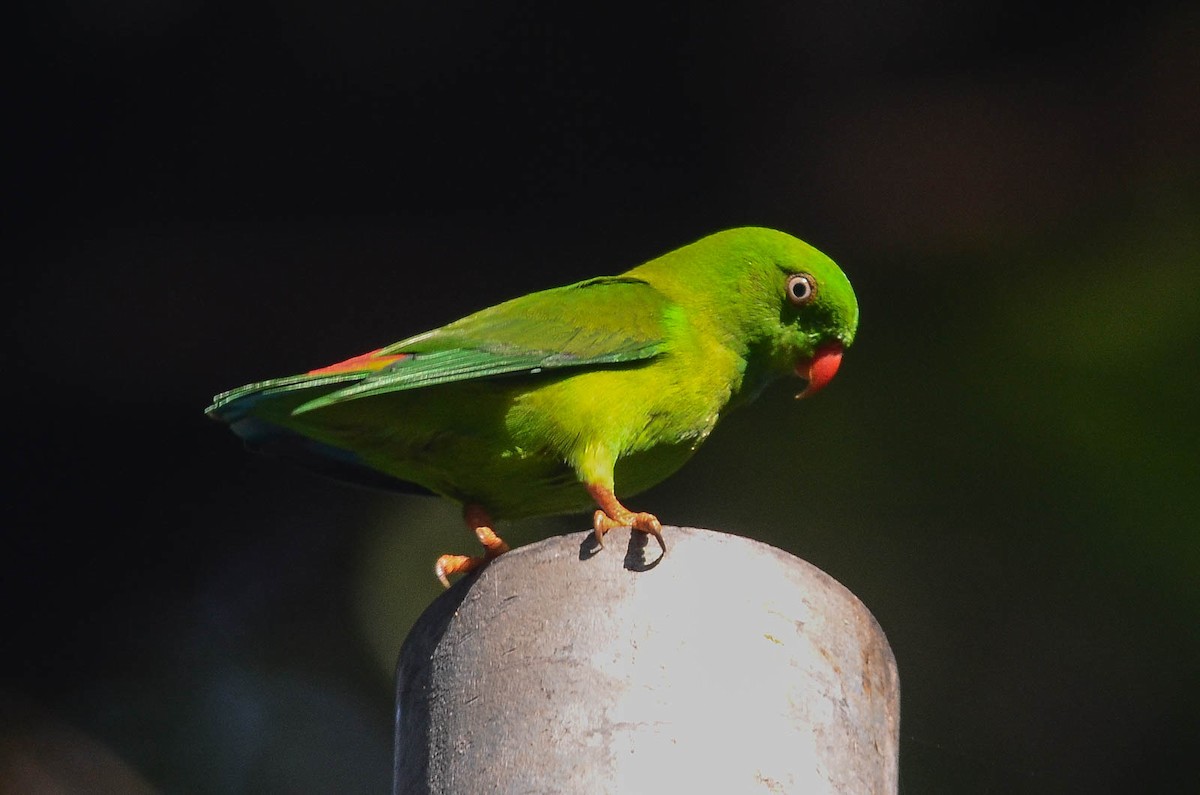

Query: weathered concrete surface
[{"left": 395, "top": 526, "right": 899, "bottom": 794}]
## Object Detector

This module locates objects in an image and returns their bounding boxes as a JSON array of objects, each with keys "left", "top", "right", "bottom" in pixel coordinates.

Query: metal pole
[{"left": 395, "top": 526, "right": 899, "bottom": 794}]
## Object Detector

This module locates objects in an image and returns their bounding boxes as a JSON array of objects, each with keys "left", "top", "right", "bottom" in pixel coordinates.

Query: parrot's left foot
[
  {"left": 587, "top": 484, "right": 665, "bottom": 553},
  {"left": 434, "top": 504, "right": 509, "bottom": 588}
]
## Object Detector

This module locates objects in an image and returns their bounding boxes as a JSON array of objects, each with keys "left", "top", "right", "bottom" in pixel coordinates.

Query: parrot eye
[{"left": 786, "top": 273, "right": 816, "bottom": 306}]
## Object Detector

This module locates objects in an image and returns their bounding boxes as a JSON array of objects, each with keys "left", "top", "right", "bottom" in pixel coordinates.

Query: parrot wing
[
  {"left": 291, "top": 275, "right": 671, "bottom": 412},
  {"left": 207, "top": 275, "right": 673, "bottom": 419}
]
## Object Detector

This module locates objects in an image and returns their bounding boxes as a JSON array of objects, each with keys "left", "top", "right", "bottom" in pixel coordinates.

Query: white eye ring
[{"left": 787, "top": 273, "right": 816, "bottom": 306}]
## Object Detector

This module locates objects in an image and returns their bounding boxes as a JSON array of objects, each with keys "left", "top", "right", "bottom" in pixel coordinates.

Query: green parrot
[{"left": 206, "top": 227, "right": 859, "bottom": 585}]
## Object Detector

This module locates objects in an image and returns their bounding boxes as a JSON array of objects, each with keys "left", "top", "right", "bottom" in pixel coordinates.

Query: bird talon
[
  {"left": 629, "top": 512, "right": 665, "bottom": 553},
  {"left": 592, "top": 510, "right": 610, "bottom": 549},
  {"left": 473, "top": 524, "right": 510, "bottom": 557},
  {"left": 632, "top": 513, "right": 666, "bottom": 553},
  {"left": 435, "top": 554, "right": 475, "bottom": 588},
  {"left": 591, "top": 497, "right": 665, "bottom": 554},
  {"left": 435, "top": 504, "right": 508, "bottom": 588}
]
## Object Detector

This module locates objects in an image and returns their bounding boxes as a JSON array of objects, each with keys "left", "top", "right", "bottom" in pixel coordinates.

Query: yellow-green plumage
[{"left": 207, "top": 227, "right": 858, "bottom": 523}]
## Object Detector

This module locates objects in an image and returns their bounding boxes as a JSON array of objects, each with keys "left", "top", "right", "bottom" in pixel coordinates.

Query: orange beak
[{"left": 795, "top": 341, "right": 844, "bottom": 399}]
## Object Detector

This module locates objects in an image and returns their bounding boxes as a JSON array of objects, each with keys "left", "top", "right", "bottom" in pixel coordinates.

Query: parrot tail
[{"left": 205, "top": 353, "right": 433, "bottom": 496}]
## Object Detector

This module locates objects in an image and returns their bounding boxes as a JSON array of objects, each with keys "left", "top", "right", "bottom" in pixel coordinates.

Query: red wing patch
[{"left": 307, "top": 348, "right": 411, "bottom": 376}]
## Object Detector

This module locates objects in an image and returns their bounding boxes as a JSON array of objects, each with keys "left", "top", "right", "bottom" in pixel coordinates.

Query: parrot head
[
  {"left": 631, "top": 226, "right": 859, "bottom": 401},
  {"left": 752, "top": 228, "right": 858, "bottom": 399},
  {"left": 776, "top": 249, "right": 858, "bottom": 399}
]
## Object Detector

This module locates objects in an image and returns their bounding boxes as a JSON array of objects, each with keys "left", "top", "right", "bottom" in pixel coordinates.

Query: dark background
[{"left": 6, "top": 1, "right": 1198, "bottom": 792}]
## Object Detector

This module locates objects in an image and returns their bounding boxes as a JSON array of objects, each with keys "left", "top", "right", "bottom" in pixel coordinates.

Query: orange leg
[
  {"left": 587, "top": 483, "right": 665, "bottom": 553},
  {"left": 434, "top": 504, "right": 510, "bottom": 588}
]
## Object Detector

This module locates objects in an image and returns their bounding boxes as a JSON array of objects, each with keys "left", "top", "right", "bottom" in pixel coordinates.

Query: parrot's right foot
[
  {"left": 587, "top": 484, "right": 665, "bottom": 553},
  {"left": 435, "top": 505, "right": 509, "bottom": 588}
]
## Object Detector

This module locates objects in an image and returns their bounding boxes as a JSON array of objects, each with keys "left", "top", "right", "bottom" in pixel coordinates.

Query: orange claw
[
  {"left": 435, "top": 505, "right": 510, "bottom": 588},
  {"left": 587, "top": 483, "right": 666, "bottom": 553}
]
